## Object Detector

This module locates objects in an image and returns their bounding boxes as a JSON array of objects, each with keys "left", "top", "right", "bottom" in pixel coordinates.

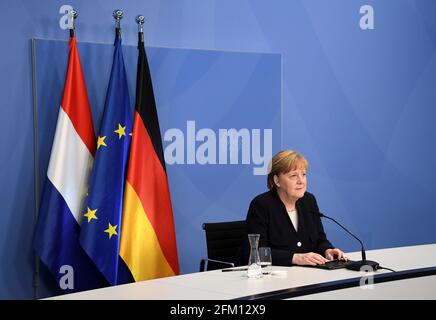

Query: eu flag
[{"left": 79, "top": 33, "right": 133, "bottom": 285}]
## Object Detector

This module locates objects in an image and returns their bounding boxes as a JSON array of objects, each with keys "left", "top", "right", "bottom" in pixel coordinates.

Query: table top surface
[{"left": 49, "top": 243, "right": 436, "bottom": 300}]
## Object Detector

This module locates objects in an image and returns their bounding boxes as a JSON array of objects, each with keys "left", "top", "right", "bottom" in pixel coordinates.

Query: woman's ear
[{"left": 273, "top": 174, "right": 280, "bottom": 188}]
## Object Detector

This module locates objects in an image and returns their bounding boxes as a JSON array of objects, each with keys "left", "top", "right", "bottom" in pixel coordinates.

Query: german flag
[{"left": 119, "top": 31, "right": 179, "bottom": 280}]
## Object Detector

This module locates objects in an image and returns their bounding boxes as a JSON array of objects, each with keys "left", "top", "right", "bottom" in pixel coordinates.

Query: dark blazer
[{"left": 242, "top": 189, "right": 333, "bottom": 266}]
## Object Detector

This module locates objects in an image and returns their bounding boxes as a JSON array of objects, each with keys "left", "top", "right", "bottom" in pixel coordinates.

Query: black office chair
[{"left": 199, "top": 220, "right": 247, "bottom": 272}]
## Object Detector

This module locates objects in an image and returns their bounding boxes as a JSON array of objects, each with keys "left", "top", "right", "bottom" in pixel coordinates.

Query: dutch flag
[{"left": 33, "top": 36, "right": 106, "bottom": 293}]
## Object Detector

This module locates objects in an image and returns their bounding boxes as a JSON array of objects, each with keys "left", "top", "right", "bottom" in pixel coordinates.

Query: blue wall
[{"left": 1, "top": 0, "right": 436, "bottom": 299}]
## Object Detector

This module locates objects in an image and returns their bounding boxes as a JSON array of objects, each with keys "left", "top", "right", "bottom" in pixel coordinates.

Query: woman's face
[{"left": 274, "top": 167, "right": 307, "bottom": 201}]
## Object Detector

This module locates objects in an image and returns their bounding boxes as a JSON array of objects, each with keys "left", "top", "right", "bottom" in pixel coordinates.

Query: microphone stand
[{"left": 316, "top": 212, "right": 379, "bottom": 271}]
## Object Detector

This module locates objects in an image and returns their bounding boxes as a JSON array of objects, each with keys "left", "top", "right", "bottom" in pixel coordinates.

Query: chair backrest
[{"left": 201, "top": 220, "right": 247, "bottom": 271}]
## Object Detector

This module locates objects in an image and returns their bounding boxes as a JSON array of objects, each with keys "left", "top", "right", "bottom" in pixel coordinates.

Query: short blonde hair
[{"left": 267, "top": 150, "right": 309, "bottom": 189}]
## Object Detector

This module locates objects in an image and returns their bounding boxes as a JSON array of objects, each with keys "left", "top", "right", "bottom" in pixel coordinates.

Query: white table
[{"left": 49, "top": 243, "right": 436, "bottom": 300}]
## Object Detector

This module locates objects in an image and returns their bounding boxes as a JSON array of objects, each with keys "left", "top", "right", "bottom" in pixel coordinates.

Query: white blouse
[{"left": 287, "top": 209, "right": 298, "bottom": 232}]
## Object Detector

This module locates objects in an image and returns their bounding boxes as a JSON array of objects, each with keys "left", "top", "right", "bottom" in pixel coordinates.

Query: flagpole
[
  {"left": 32, "top": 37, "right": 40, "bottom": 300},
  {"left": 69, "top": 10, "right": 77, "bottom": 38},
  {"left": 136, "top": 15, "right": 145, "bottom": 42},
  {"left": 113, "top": 10, "right": 123, "bottom": 39}
]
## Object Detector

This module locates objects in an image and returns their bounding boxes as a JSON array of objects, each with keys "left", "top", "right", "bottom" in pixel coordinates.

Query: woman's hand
[
  {"left": 325, "top": 248, "right": 349, "bottom": 261},
  {"left": 292, "top": 252, "right": 329, "bottom": 266}
]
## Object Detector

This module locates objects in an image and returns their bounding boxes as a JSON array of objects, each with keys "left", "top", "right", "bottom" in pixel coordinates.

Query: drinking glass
[{"left": 259, "top": 247, "right": 272, "bottom": 274}]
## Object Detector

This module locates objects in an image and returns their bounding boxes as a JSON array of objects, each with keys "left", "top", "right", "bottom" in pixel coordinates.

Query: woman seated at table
[{"left": 242, "top": 149, "right": 348, "bottom": 266}]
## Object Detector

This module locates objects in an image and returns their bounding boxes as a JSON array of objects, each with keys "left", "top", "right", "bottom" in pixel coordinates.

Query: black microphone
[{"left": 314, "top": 211, "right": 379, "bottom": 271}]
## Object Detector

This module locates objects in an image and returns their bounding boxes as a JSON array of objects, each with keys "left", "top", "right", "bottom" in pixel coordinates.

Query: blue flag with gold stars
[{"left": 79, "top": 34, "right": 133, "bottom": 285}]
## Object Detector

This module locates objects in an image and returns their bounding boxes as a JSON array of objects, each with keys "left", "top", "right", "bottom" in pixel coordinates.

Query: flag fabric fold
[
  {"left": 79, "top": 35, "right": 133, "bottom": 285},
  {"left": 33, "top": 36, "right": 106, "bottom": 292},
  {"left": 119, "top": 33, "right": 179, "bottom": 281}
]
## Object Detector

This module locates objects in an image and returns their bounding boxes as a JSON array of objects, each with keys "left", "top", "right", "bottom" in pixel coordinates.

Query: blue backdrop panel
[{"left": 34, "top": 39, "right": 281, "bottom": 280}]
